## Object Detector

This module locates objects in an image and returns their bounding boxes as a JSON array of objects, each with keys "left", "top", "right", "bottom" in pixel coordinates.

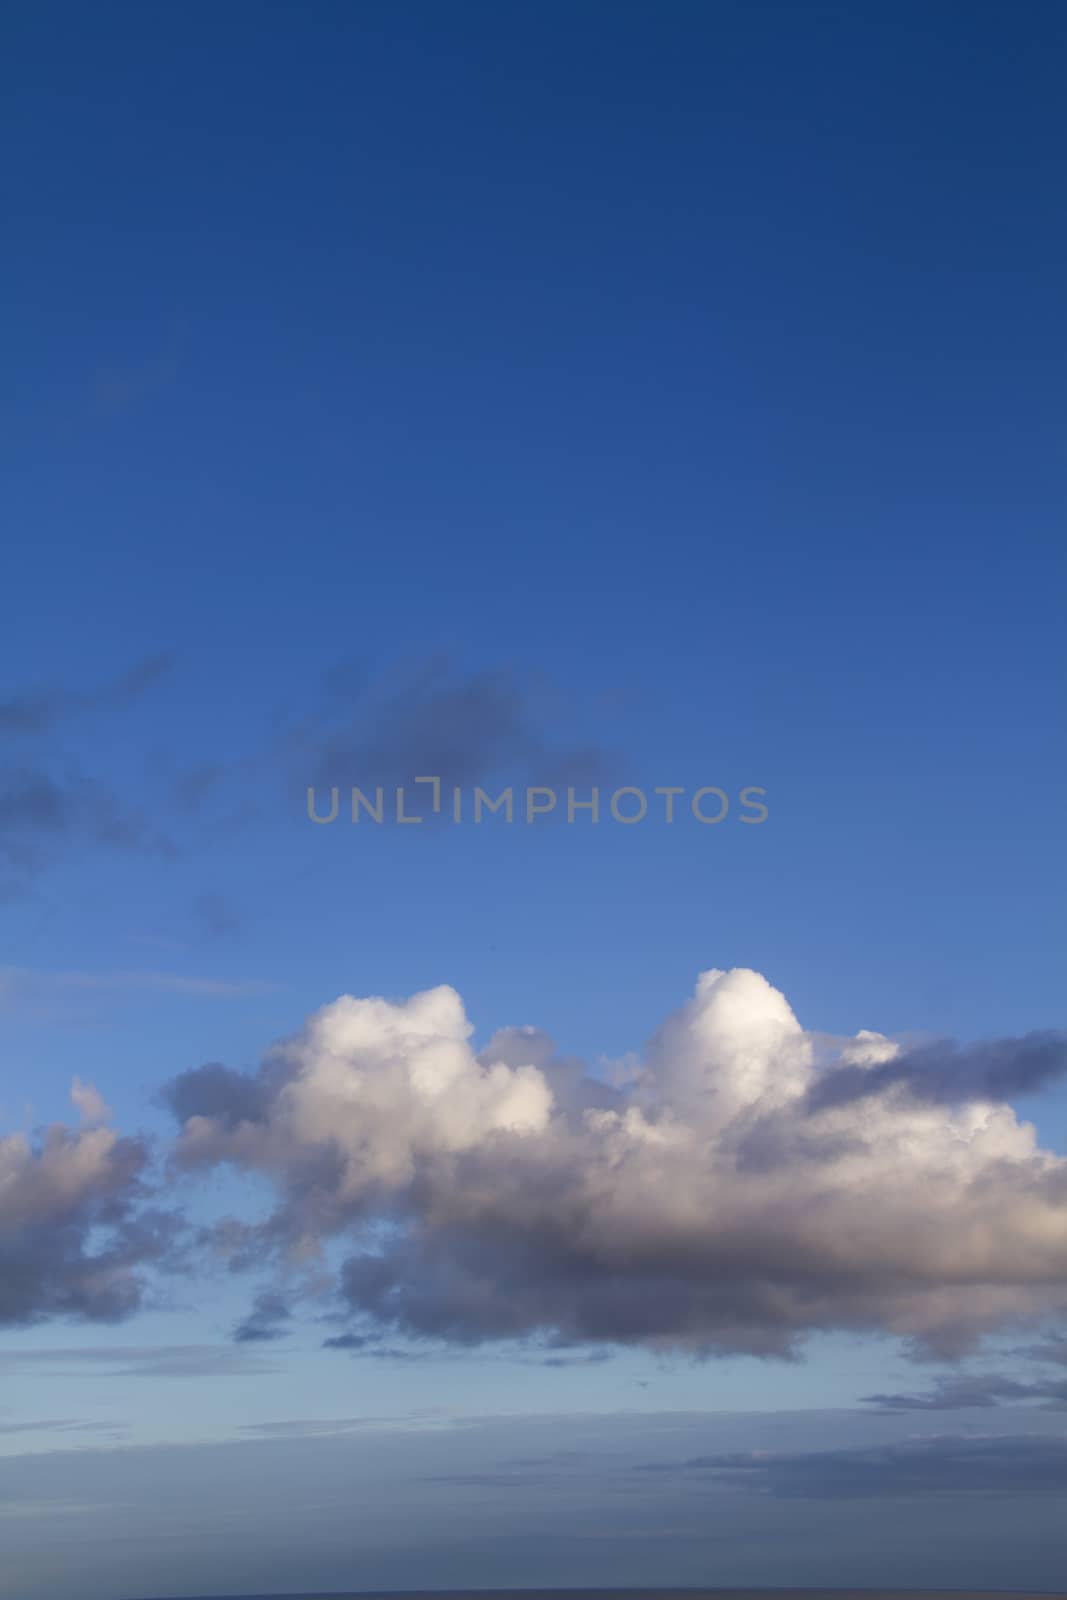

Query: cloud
[
  {"left": 0, "top": 1418, "right": 127, "bottom": 1438},
  {"left": 862, "top": 1362, "right": 1067, "bottom": 1411},
  {"left": 0, "top": 768, "right": 154, "bottom": 896},
  {"left": 0, "top": 1345, "right": 282, "bottom": 1378},
  {"left": 0, "top": 967, "right": 274, "bottom": 1011},
  {"left": 0, "top": 654, "right": 174, "bottom": 894},
  {"left": 1017, "top": 1333, "right": 1067, "bottom": 1367},
  {"left": 304, "top": 659, "right": 615, "bottom": 800},
  {"left": 237, "top": 1414, "right": 440, "bottom": 1437},
  {"left": 70, "top": 1077, "right": 111, "bottom": 1127},
  {"left": 538, "top": 1348, "right": 613, "bottom": 1368},
  {"left": 863, "top": 1373, "right": 1067, "bottom": 1411},
  {"left": 639, "top": 1433, "right": 1067, "bottom": 1497},
  {"left": 171, "top": 762, "right": 226, "bottom": 816},
  {"left": 161, "top": 1058, "right": 290, "bottom": 1131},
  {"left": 0, "top": 653, "right": 172, "bottom": 738},
  {"left": 809, "top": 1030, "right": 1067, "bottom": 1110},
  {"left": 163, "top": 966, "right": 1067, "bottom": 1358},
  {"left": 0, "top": 1084, "right": 164, "bottom": 1328},
  {"left": 192, "top": 891, "right": 241, "bottom": 938},
  {"left": 232, "top": 1290, "right": 293, "bottom": 1344}
]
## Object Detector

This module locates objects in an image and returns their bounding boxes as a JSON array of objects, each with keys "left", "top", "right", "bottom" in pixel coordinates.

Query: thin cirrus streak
[{"left": 0, "top": 966, "right": 275, "bottom": 1001}]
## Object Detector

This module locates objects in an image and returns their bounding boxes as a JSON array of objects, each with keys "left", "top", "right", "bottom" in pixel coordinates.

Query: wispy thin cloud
[
  {"left": 238, "top": 1411, "right": 450, "bottom": 1438},
  {"left": 0, "top": 967, "right": 276, "bottom": 1005},
  {"left": 0, "top": 1418, "right": 127, "bottom": 1437},
  {"left": 0, "top": 653, "right": 173, "bottom": 738},
  {"left": 0, "top": 1346, "right": 283, "bottom": 1379},
  {"left": 0, "top": 653, "right": 175, "bottom": 895}
]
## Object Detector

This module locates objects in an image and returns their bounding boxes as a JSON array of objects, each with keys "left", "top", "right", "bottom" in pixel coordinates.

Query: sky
[{"left": 2, "top": 2, "right": 1066, "bottom": 1596}]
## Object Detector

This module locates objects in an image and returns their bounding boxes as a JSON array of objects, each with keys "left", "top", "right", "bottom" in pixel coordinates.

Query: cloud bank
[
  {"left": 162, "top": 966, "right": 1067, "bottom": 1358},
  {"left": 638, "top": 1432, "right": 1067, "bottom": 1497}
]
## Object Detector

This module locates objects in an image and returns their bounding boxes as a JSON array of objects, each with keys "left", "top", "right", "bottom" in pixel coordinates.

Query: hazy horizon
[{"left": 127, "top": 1590, "right": 1067, "bottom": 1600}]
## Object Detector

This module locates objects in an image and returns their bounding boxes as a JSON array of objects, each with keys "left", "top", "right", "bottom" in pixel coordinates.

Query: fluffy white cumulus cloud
[
  {"left": 174, "top": 985, "right": 552, "bottom": 1217},
  {"left": 164, "top": 968, "right": 1067, "bottom": 1357}
]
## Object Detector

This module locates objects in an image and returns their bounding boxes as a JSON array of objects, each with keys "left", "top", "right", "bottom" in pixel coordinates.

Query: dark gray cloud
[
  {"left": 863, "top": 1371, "right": 1067, "bottom": 1411},
  {"left": 322, "top": 1337, "right": 422, "bottom": 1360},
  {"left": 321, "top": 1330, "right": 377, "bottom": 1351},
  {"left": 232, "top": 1289, "right": 293, "bottom": 1344},
  {"left": 0, "top": 1120, "right": 172, "bottom": 1328},
  {"left": 539, "top": 1348, "right": 613, "bottom": 1369},
  {"left": 329, "top": 1213, "right": 868, "bottom": 1356},
  {"left": 161, "top": 1061, "right": 278, "bottom": 1131},
  {"left": 639, "top": 1433, "right": 1067, "bottom": 1498},
  {"left": 318, "top": 1327, "right": 613, "bottom": 1369},
  {"left": 809, "top": 1030, "right": 1067, "bottom": 1111}
]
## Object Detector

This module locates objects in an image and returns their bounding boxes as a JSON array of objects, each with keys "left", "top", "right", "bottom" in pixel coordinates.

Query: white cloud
[
  {"left": 0, "top": 966, "right": 275, "bottom": 1009},
  {"left": 70, "top": 1078, "right": 111, "bottom": 1126},
  {"left": 165, "top": 966, "right": 1067, "bottom": 1357}
]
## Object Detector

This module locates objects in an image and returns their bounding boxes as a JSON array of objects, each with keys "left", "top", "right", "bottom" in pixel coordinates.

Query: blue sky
[{"left": 2, "top": 3, "right": 1067, "bottom": 1596}]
